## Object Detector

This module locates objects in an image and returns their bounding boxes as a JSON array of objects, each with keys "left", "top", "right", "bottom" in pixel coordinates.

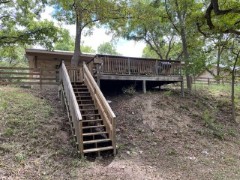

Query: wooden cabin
[
  {"left": 26, "top": 49, "right": 94, "bottom": 69},
  {"left": 25, "top": 49, "right": 183, "bottom": 93}
]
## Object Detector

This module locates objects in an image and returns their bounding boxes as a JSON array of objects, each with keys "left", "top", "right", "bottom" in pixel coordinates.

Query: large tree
[
  {"left": 108, "top": 0, "right": 204, "bottom": 91},
  {"left": 51, "top": 0, "right": 128, "bottom": 66},
  {"left": 197, "top": 0, "right": 240, "bottom": 121},
  {"left": 164, "top": 0, "right": 205, "bottom": 91},
  {"left": 108, "top": 0, "right": 182, "bottom": 60}
]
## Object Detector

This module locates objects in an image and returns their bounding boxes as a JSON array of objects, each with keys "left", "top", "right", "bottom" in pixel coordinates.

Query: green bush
[{"left": 122, "top": 85, "right": 136, "bottom": 95}]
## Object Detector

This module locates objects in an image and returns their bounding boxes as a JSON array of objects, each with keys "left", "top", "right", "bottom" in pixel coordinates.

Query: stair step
[
  {"left": 73, "top": 87, "right": 88, "bottom": 89},
  {"left": 83, "top": 146, "right": 113, "bottom": 153},
  {"left": 77, "top": 100, "right": 93, "bottom": 102},
  {"left": 82, "top": 114, "right": 100, "bottom": 116},
  {"left": 83, "top": 139, "right": 111, "bottom": 144},
  {"left": 75, "top": 92, "right": 90, "bottom": 94},
  {"left": 82, "top": 119, "right": 103, "bottom": 122},
  {"left": 82, "top": 125, "right": 105, "bottom": 129},
  {"left": 72, "top": 85, "right": 85, "bottom": 87},
  {"left": 72, "top": 86, "right": 87, "bottom": 89},
  {"left": 74, "top": 85, "right": 87, "bottom": 87},
  {"left": 76, "top": 95, "right": 91, "bottom": 97},
  {"left": 76, "top": 95, "right": 92, "bottom": 98},
  {"left": 83, "top": 131, "right": 107, "bottom": 136},
  {"left": 79, "top": 104, "right": 95, "bottom": 106},
  {"left": 80, "top": 109, "right": 98, "bottom": 111}
]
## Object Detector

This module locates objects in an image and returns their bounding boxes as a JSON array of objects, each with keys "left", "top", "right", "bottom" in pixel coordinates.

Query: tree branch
[
  {"left": 205, "top": 0, "right": 240, "bottom": 34},
  {"left": 0, "top": 0, "right": 10, "bottom": 4},
  {"left": 165, "top": 35, "right": 174, "bottom": 59}
]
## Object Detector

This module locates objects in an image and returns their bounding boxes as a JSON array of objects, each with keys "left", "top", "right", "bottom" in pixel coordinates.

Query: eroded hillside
[{"left": 0, "top": 86, "right": 240, "bottom": 180}]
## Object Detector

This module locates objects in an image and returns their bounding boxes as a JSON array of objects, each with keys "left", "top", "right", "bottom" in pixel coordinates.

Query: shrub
[{"left": 122, "top": 85, "right": 136, "bottom": 95}]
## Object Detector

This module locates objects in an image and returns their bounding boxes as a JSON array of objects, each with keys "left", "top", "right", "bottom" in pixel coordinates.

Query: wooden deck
[
  {"left": 1, "top": 53, "right": 184, "bottom": 94},
  {"left": 87, "top": 55, "right": 184, "bottom": 94}
]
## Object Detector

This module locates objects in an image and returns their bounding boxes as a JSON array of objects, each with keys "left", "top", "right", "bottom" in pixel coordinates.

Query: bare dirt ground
[{"left": 1, "top": 86, "right": 240, "bottom": 180}]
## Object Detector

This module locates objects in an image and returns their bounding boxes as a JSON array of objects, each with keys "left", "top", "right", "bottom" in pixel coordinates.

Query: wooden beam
[
  {"left": 0, "top": 81, "right": 59, "bottom": 85},
  {"left": 100, "top": 74, "right": 183, "bottom": 82},
  {"left": 0, "top": 76, "right": 56, "bottom": 80}
]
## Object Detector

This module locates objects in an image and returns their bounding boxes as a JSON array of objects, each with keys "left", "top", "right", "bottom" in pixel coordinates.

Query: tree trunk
[
  {"left": 231, "top": 68, "right": 236, "bottom": 121},
  {"left": 216, "top": 46, "right": 221, "bottom": 83},
  {"left": 175, "top": 0, "right": 191, "bottom": 91},
  {"left": 181, "top": 29, "right": 191, "bottom": 91},
  {"left": 231, "top": 52, "right": 239, "bottom": 122},
  {"left": 71, "top": 16, "right": 82, "bottom": 66}
]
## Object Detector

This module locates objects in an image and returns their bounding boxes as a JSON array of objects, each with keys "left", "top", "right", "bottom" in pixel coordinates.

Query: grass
[
  {"left": 0, "top": 86, "right": 85, "bottom": 179},
  {"left": 193, "top": 83, "right": 240, "bottom": 111},
  {"left": 193, "top": 83, "right": 240, "bottom": 96},
  {"left": 0, "top": 87, "right": 51, "bottom": 138}
]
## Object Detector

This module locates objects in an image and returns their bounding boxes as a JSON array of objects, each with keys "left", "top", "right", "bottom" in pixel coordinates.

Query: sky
[{"left": 41, "top": 7, "right": 146, "bottom": 57}]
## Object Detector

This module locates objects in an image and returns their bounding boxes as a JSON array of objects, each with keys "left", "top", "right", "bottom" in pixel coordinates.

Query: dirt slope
[
  {"left": 78, "top": 89, "right": 240, "bottom": 180},
  {"left": 1, "top": 86, "right": 240, "bottom": 180}
]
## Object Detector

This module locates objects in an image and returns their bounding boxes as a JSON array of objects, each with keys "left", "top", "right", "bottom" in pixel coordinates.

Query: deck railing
[
  {"left": 83, "top": 62, "right": 116, "bottom": 154},
  {"left": 59, "top": 62, "right": 83, "bottom": 155},
  {"left": 98, "top": 56, "right": 182, "bottom": 76},
  {"left": 66, "top": 66, "right": 83, "bottom": 82}
]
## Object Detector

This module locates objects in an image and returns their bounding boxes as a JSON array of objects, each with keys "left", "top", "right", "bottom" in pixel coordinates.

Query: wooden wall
[{"left": 26, "top": 52, "right": 94, "bottom": 78}]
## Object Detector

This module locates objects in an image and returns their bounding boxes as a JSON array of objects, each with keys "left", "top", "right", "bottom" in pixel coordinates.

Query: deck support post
[
  {"left": 128, "top": 58, "right": 131, "bottom": 75},
  {"left": 143, "top": 80, "right": 146, "bottom": 94},
  {"left": 40, "top": 68, "right": 42, "bottom": 90},
  {"left": 181, "top": 81, "right": 184, "bottom": 97},
  {"left": 97, "top": 78, "right": 100, "bottom": 87}
]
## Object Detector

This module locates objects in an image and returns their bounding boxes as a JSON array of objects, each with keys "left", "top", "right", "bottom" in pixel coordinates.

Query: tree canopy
[
  {"left": 97, "top": 42, "right": 120, "bottom": 55},
  {"left": 0, "top": 0, "right": 60, "bottom": 49},
  {"left": 51, "top": 0, "right": 129, "bottom": 65}
]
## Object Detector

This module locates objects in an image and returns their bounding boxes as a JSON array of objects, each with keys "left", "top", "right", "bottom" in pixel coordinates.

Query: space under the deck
[{"left": 99, "top": 78, "right": 182, "bottom": 94}]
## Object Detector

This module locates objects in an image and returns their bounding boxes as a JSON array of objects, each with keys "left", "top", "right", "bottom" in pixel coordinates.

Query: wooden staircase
[
  {"left": 59, "top": 61, "right": 116, "bottom": 157},
  {"left": 72, "top": 82, "right": 114, "bottom": 155}
]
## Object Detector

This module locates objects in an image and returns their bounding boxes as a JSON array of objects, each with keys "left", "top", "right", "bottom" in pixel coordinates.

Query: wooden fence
[
  {"left": 0, "top": 66, "right": 59, "bottom": 87},
  {"left": 193, "top": 77, "right": 240, "bottom": 85}
]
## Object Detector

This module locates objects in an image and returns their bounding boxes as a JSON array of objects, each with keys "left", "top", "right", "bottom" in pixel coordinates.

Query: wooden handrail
[
  {"left": 59, "top": 62, "right": 83, "bottom": 155},
  {"left": 83, "top": 62, "right": 115, "bottom": 118},
  {"left": 59, "top": 62, "right": 82, "bottom": 121},
  {"left": 0, "top": 66, "right": 59, "bottom": 71},
  {"left": 83, "top": 62, "right": 116, "bottom": 154}
]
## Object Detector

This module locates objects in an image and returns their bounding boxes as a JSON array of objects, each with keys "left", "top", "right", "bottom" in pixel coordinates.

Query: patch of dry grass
[{"left": 0, "top": 86, "right": 87, "bottom": 179}]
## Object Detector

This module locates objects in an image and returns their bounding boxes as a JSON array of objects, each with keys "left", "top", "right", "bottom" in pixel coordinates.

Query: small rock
[
  {"left": 132, "top": 112, "right": 135, "bottom": 115},
  {"left": 202, "top": 150, "right": 209, "bottom": 155},
  {"left": 188, "top": 156, "right": 196, "bottom": 160},
  {"left": 126, "top": 151, "right": 131, "bottom": 155},
  {"left": 139, "top": 150, "right": 143, "bottom": 154},
  {"left": 235, "top": 116, "right": 240, "bottom": 124},
  {"left": 153, "top": 142, "right": 157, "bottom": 146}
]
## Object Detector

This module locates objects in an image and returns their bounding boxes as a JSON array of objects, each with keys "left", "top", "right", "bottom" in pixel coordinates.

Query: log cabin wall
[{"left": 25, "top": 49, "right": 95, "bottom": 79}]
